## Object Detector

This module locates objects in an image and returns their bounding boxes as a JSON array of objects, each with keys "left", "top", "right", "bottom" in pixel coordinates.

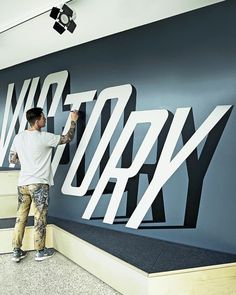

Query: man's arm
[
  {"left": 58, "top": 121, "right": 77, "bottom": 145},
  {"left": 9, "top": 151, "right": 20, "bottom": 164},
  {"left": 58, "top": 110, "right": 79, "bottom": 145}
]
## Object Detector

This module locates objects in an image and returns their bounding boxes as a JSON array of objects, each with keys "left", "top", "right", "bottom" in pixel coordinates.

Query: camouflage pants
[{"left": 12, "top": 184, "right": 49, "bottom": 251}]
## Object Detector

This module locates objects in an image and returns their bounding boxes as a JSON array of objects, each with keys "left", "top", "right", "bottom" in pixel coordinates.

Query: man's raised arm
[{"left": 58, "top": 110, "right": 79, "bottom": 145}]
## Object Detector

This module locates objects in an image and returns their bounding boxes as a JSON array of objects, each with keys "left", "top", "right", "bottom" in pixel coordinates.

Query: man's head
[{"left": 26, "top": 107, "right": 46, "bottom": 129}]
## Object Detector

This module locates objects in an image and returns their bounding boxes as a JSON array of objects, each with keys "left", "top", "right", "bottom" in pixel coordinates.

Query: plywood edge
[
  {"left": 148, "top": 262, "right": 236, "bottom": 278},
  {"left": 0, "top": 170, "right": 19, "bottom": 174}
]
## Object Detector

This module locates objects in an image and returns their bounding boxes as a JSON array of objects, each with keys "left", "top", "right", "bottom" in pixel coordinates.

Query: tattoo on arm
[
  {"left": 58, "top": 121, "right": 76, "bottom": 145},
  {"left": 9, "top": 151, "right": 20, "bottom": 164}
]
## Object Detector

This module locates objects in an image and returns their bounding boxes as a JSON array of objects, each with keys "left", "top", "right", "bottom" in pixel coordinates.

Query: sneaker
[
  {"left": 35, "top": 247, "right": 55, "bottom": 261},
  {"left": 12, "top": 248, "right": 27, "bottom": 263}
]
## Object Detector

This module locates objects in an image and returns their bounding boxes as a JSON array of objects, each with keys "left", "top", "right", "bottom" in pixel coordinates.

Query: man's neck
[{"left": 28, "top": 126, "right": 41, "bottom": 131}]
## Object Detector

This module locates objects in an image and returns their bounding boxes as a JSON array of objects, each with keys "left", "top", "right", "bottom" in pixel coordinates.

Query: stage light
[{"left": 50, "top": 4, "right": 76, "bottom": 34}]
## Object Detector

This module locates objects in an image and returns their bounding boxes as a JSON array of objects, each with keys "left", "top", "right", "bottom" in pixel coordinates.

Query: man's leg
[
  {"left": 29, "top": 184, "right": 55, "bottom": 261},
  {"left": 12, "top": 185, "right": 31, "bottom": 262}
]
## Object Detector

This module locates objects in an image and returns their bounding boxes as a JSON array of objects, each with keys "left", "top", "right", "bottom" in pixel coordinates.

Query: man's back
[{"left": 12, "top": 130, "right": 60, "bottom": 186}]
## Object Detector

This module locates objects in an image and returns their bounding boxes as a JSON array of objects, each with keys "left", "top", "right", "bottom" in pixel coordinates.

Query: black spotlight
[{"left": 50, "top": 4, "right": 76, "bottom": 34}]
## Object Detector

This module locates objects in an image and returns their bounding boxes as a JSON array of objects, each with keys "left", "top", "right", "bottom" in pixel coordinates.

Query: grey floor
[{"left": 0, "top": 251, "right": 121, "bottom": 295}]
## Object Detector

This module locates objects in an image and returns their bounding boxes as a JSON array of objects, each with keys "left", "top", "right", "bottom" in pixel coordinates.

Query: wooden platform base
[{"left": 1, "top": 224, "right": 236, "bottom": 295}]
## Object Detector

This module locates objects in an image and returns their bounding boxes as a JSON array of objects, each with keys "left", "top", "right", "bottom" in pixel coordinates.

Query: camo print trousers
[{"left": 12, "top": 184, "right": 49, "bottom": 250}]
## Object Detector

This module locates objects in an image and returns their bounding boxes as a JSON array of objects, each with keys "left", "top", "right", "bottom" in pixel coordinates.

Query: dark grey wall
[{"left": 0, "top": 1, "right": 236, "bottom": 254}]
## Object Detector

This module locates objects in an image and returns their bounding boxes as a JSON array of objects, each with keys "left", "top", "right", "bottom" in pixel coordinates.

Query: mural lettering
[{"left": 0, "top": 70, "right": 232, "bottom": 229}]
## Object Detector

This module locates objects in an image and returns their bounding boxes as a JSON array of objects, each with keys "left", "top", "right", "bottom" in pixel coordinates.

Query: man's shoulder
[
  {"left": 41, "top": 131, "right": 55, "bottom": 137},
  {"left": 15, "top": 130, "right": 26, "bottom": 139},
  {"left": 41, "top": 131, "right": 60, "bottom": 147},
  {"left": 41, "top": 131, "right": 60, "bottom": 137}
]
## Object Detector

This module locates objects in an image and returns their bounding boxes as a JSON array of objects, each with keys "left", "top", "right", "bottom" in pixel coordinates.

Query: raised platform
[{"left": 1, "top": 216, "right": 236, "bottom": 294}]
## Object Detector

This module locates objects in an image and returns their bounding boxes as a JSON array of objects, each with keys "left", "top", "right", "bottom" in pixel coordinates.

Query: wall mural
[
  {"left": 1, "top": 0, "right": 236, "bottom": 254},
  {"left": 0, "top": 70, "right": 232, "bottom": 229}
]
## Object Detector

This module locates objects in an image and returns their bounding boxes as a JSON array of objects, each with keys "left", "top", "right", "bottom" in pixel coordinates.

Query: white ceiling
[{"left": 0, "top": 0, "right": 224, "bottom": 70}]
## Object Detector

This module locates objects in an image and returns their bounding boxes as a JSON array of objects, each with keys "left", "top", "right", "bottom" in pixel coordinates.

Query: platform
[{"left": 1, "top": 216, "right": 236, "bottom": 295}]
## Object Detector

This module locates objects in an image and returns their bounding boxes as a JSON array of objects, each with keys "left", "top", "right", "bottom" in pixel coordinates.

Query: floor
[{"left": 0, "top": 251, "right": 121, "bottom": 295}]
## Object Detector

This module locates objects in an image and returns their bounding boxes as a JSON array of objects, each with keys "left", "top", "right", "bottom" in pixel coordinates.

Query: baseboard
[{"left": 1, "top": 224, "right": 236, "bottom": 295}]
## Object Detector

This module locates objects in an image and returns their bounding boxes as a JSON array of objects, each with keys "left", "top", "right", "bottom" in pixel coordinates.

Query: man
[{"left": 9, "top": 107, "right": 79, "bottom": 262}]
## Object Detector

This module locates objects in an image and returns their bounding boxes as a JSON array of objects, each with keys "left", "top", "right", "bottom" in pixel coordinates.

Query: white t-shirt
[{"left": 10, "top": 130, "right": 61, "bottom": 186}]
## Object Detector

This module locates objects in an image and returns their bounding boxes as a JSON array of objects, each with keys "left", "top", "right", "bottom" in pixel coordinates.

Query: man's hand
[
  {"left": 9, "top": 151, "right": 20, "bottom": 165},
  {"left": 71, "top": 110, "right": 79, "bottom": 122}
]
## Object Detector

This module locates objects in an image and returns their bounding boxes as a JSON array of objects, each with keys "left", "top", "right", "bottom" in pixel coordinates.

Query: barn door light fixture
[{"left": 50, "top": 4, "right": 76, "bottom": 34}]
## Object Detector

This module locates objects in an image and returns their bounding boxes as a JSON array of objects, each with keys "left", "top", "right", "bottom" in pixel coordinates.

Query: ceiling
[{"left": 0, "top": 0, "right": 224, "bottom": 70}]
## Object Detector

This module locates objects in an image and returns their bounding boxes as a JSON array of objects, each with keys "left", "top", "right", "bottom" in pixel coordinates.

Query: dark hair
[{"left": 26, "top": 107, "right": 43, "bottom": 126}]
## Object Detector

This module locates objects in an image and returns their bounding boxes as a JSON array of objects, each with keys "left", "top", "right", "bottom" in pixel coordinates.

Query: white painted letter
[{"left": 82, "top": 109, "right": 168, "bottom": 222}]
